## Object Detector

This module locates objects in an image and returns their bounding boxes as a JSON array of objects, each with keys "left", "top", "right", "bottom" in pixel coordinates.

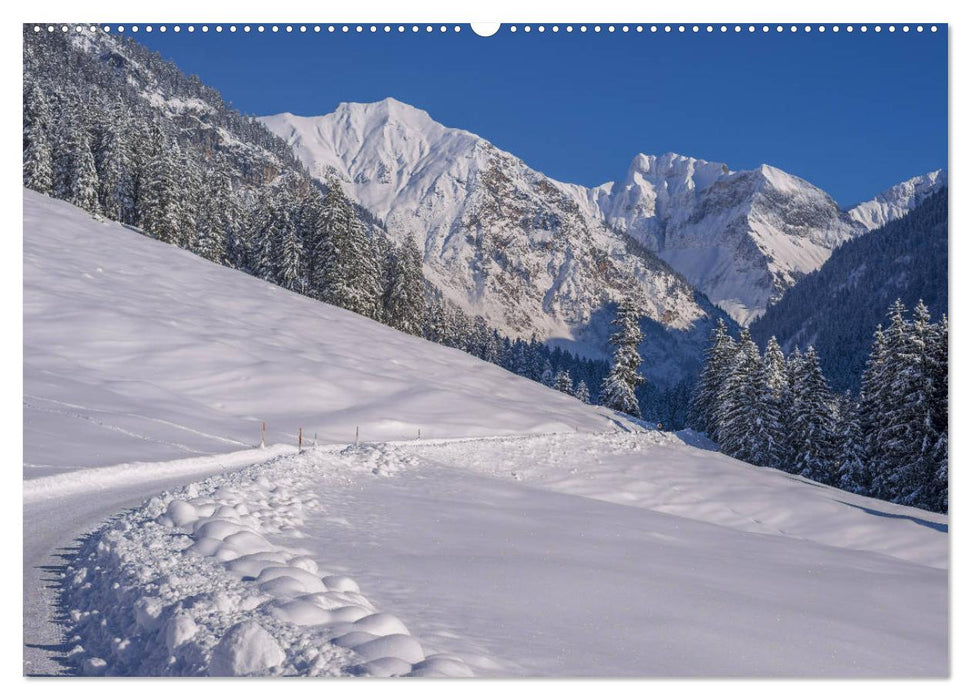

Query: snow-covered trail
[{"left": 23, "top": 446, "right": 292, "bottom": 676}]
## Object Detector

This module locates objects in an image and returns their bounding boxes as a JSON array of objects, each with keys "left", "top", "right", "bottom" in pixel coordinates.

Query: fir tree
[
  {"left": 688, "top": 318, "right": 736, "bottom": 440},
  {"left": 553, "top": 369, "right": 574, "bottom": 395},
  {"left": 789, "top": 347, "right": 836, "bottom": 483},
  {"left": 884, "top": 301, "right": 943, "bottom": 510},
  {"left": 383, "top": 236, "right": 426, "bottom": 335},
  {"left": 716, "top": 331, "right": 772, "bottom": 466},
  {"left": 54, "top": 117, "right": 100, "bottom": 215},
  {"left": 574, "top": 380, "right": 591, "bottom": 404},
  {"left": 834, "top": 392, "right": 868, "bottom": 493},
  {"left": 23, "top": 81, "right": 54, "bottom": 194},
  {"left": 600, "top": 298, "right": 645, "bottom": 417}
]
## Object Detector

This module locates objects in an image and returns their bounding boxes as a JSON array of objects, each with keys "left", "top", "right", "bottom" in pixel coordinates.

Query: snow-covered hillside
[
  {"left": 259, "top": 101, "right": 718, "bottom": 356},
  {"left": 23, "top": 188, "right": 634, "bottom": 475},
  {"left": 262, "top": 103, "right": 944, "bottom": 327}
]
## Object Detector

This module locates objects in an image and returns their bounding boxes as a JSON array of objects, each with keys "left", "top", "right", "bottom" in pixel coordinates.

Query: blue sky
[{"left": 134, "top": 24, "right": 947, "bottom": 205}]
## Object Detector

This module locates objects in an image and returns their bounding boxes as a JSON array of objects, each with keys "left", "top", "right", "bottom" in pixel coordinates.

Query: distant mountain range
[{"left": 261, "top": 101, "right": 944, "bottom": 332}]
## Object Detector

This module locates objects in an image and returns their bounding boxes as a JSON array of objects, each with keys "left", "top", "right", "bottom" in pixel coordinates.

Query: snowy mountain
[
  {"left": 577, "top": 154, "right": 866, "bottom": 325},
  {"left": 260, "top": 102, "right": 723, "bottom": 363},
  {"left": 263, "top": 103, "right": 943, "bottom": 329},
  {"left": 847, "top": 169, "right": 947, "bottom": 231}
]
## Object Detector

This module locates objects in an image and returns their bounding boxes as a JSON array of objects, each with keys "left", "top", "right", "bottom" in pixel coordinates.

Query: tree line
[{"left": 689, "top": 301, "right": 948, "bottom": 513}]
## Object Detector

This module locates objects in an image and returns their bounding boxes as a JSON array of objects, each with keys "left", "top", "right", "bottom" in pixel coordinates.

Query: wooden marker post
[
  {"left": 355, "top": 426, "right": 359, "bottom": 445},
  {"left": 260, "top": 421, "right": 266, "bottom": 448},
  {"left": 298, "top": 427, "right": 303, "bottom": 451}
]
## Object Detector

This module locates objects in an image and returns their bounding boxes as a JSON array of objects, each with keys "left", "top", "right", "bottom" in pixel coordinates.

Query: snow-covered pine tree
[
  {"left": 275, "top": 208, "right": 304, "bottom": 293},
  {"left": 758, "top": 336, "right": 789, "bottom": 469},
  {"left": 53, "top": 109, "right": 100, "bottom": 215},
  {"left": 789, "top": 346, "right": 837, "bottom": 483},
  {"left": 383, "top": 235, "right": 426, "bottom": 336},
  {"left": 931, "top": 314, "right": 948, "bottom": 512},
  {"left": 858, "top": 323, "right": 889, "bottom": 494},
  {"left": 883, "top": 301, "right": 943, "bottom": 511},
  {"left": 23, "top": 81, "right": 54, "bottom": 194},
  {"left": 600, "top": 298, "right": 645, "bottom": 417},
  {"left": 834, "top": 392, "right": 868, "bottom": 493},
  {"left": 574, "top": 380, "right": 591, "bottom": 404},
  {"left": 137, "top": 125, "right": 183, "bottom": 244},
  {"left": 553, "top": 369, "right": 574, "bottom": 395},
  {"left": 716, "top": 330, "right": 770, "bottom": 465},
  {"left": 688, "top": 318, "right": 736, "bottom": 440},
  {"left": 92, "top": 99, "right": 135, "bottom": 222}
]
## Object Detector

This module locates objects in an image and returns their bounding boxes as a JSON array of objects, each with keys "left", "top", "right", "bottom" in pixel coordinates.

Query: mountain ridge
[{"left": 261, "top": 99, "right": 944, "bottom": 329}]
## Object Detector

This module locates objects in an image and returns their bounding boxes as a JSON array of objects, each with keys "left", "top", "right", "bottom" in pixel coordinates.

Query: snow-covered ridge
[
  {"left": 64, "top": 445, "right": 475, "bottom": 677},
  {"left": 847, "top": 169, "right": 947, "bottom": 231},
  {"left": 261, "top": 101, "right": 944, "bottom": 326}
]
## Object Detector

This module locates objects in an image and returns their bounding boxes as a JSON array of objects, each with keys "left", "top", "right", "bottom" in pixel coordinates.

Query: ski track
[{"left": 34, "top": 430, "right": 948, "bottom": 677}]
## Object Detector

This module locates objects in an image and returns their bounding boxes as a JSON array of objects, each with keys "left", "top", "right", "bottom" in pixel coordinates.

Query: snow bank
[{"left": 63, "top": 447, "right": 473, "bottom": 677}]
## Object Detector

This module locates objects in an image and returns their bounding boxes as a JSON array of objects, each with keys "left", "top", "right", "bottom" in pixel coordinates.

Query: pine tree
[
  {"left": 758, "top": 336, "right": 789, "bottom": 468},
  {"left": 884, "top": 301, "right": 942, "bottom": 510},
  {"left": 789, "top": 347, "right": 836, "bottom": 483},
  {"left": 383, "top": 235, "right": 426, "bottom": 335},
  {"left": 54, "top": 114, "right": 100, "bottom": 215},
  {"left": 688, "top": 318, "right": 736, "bottom": 439},
  {"left": 23, "top": 81, "right": 54, "bottom": 194},
  {"left": 574, "top": 380, "right": 591, "bottom": 404},
  {"left": 834, "top": 392, "right": 868, "bottom": 493},
  {"left": 716, "top": 331, "right": 772, "bottom": 465},
  {"left": 553, "top": 369, "right": 574, "bottom": 395},
  {"left": 859, "top": 323, "right": 890, "bottom": 494},
  {"left": 137, "top": 125, "right": 183, "bottom": 243},
  {"left": 600, "top": 298, "right": 645, "bottom": 417},
  {"left": 92, "top": 99, "right": 135, "bottom": 221},
  {"left": 930, "top": 314, "right": 948, "bottom": 512}
]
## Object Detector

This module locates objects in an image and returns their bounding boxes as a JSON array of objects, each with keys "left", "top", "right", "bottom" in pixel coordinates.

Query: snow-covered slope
[
  {"left": 259, "top": 102, "right": 716, "bottom": 353},
  {"left": 23, "top": 188, "right": 636, "bottom": 475},
  {"left": 847, "top": 169, "right": 947, "bottom": 231},
  {"left": 263, "top": 103, "right": 944, "bottom": 327}
]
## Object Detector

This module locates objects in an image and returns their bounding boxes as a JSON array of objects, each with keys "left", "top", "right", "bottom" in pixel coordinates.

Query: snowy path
[
  {"left": 23, "top": 446, "right": 292, "bottom": 676},
  {"left": 45, "top": 433, "right": 947, "bottom": 677}
]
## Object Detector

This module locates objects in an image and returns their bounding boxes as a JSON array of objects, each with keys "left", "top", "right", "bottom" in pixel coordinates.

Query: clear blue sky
[{"left": 134, "top": 24, "right": 947, "bottom": 206}]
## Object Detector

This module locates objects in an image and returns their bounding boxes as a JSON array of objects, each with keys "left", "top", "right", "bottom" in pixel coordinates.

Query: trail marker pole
[
  {"left": 298, "top": 427, "right": 303, "bottom": 451},
  {"left": 314, "top": 432, "right": 318, "bottom": 447},
  {"left": 260, "top": 421, "right": 266, "bottom": 449},
  {"left": 355, "top": 426, "right": 359, "bottom": 445},
  {"left": 418, "top": 428, "right": 421, "bottom": 440}
]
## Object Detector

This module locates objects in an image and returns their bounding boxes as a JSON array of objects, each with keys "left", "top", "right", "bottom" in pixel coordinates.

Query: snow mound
[{"left": 63, "top": 448, "right": 473, "bottom": 677}]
